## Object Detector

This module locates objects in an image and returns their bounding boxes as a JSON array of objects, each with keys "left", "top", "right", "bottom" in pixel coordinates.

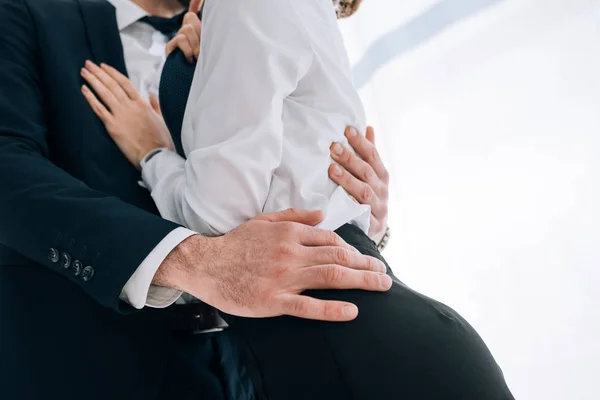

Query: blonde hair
[{"left": 334, "top": 0, "right": 363, "bottom": 18}]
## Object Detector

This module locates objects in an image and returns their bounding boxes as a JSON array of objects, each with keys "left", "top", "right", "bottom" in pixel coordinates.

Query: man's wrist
[
  {"left": 153, "top": 234, "right": 212, "bottom": 293},
  {"left": 122, "top": 227, "right": 195, "bottom": 309}
]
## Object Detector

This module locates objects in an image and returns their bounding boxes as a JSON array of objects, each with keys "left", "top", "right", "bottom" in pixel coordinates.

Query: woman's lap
[{"left": 225, "top": 225, "right": 514, "bottom": 399}]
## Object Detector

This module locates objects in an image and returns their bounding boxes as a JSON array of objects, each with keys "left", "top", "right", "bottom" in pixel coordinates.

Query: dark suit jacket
[{"left": 0, "top": 0, "right": 184, "bottom": 398}]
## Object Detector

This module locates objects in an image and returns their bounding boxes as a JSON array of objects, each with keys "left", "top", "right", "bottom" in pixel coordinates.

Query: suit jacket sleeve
[{"left": 0, "top": 0, "right": 179, "bottom": 311}]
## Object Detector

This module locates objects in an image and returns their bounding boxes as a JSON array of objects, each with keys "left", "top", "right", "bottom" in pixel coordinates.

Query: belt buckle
[{"left": 190, "top": 307, "right": 229, "bottom": 336}]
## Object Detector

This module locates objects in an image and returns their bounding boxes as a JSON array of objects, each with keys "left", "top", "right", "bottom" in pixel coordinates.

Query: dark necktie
[
  {"left": 158, "top": 8, "right": 203, "bottom": 157},
  {"left": 139, "top": 12, "right": 186, "bottom": 39},
  {"left": 159, "top": 51, "right": 197, "bottom": 157}
]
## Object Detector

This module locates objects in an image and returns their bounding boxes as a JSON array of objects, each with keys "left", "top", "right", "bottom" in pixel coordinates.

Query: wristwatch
[
  {"left": 140, "top": 148, "right": 167, "bottom": 169},
  {"left": 376, "top": 226, "right": 391, "bottom": 252},
  {"left": 138, "top": 148, "right": 168, "bottom": 189}
]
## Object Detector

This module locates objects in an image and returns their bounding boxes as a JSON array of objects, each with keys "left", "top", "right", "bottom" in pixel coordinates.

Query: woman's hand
[
  {"left": 165, "top": 0, "right": 203, "bottom": 63},
  {"left": 80, "top": 60, "right": 174, "bottom": 169},
  {"left": 329, "top": 126, "right": 390, "bottom": 242}
]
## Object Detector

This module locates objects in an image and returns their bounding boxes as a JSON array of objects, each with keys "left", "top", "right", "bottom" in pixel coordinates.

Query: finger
[
  {"left": 369, "top": 214, "right": 384, "bottom": 239},
  {"left": 303, "top": 244, "right": 386, "bottom": 272},
  {"left": 181, "top": 24, "right": 200, "bottom": 60},
  {"left": 80, "top": 67, "right": 120, "bottom": 111},
  {"left": 81, "top": 85, "right": 112, "bottom": 124},
  {"left": 196, "top": 20, "right": 203, "bottom": 58},
  {"left": 301, "top": 265, "right": 392, "bottom": 291},
  {"left": 84, "top": 60, "right": 128, "bottom": 102},
  {"left": 330, "top": 142, "right": 379, "bottom": 189},
  {"left": 182, "top": 14, "right": 202, "bottom": 58},
  {"left": 328, "top": 163, "right": 381, "bottom": 209},
  {"left": 365, "top": 125, "right": 375, "bottom": 144},
  {"left": 295, "top": 226, "right": 359, "bottom": 254},
  {"left": 188, "top": 0, "right": 204, "bottom": 13},
  {"left": 149, "top": 95, "right": 162, "bottom": 116},
  {"left": 369, "top": 197, "right": 388, "bottom": 224},
  {"left": 100, "top": 63, "right": 141, "bottom": 100},
  {"left": 254, "top": 208, "right": 324, "bottom": 226},
  {"left": 304, "top": 238, "right": 386, "bottom": 271},
  {"left": 279, "top": 294, "right": 359, "bottom": 322},
  {"left": 345, "top": 126, "right": 389, "bottom": 182},
  {"left": 254, "top": 210, "right": 355, "bottom": 254},
  {"left": 183, "top": 12, "right": 202, "bottom": 35},
  {"left": 170, "top": 34, "right": 194, "bottom": 63},
  {"left": 165, "top": 37, "right": 177, "bottom": 58}
]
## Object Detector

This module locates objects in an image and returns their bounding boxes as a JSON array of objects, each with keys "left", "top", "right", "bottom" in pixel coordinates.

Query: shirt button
[
  {"left": 48, "top": 248, "right": 60, "bottom": 263},
  {"left": 71, "top": 260, "right": 83, "bottom": 276},
  {"left": 60, "top": 252, "right": 72, "bottom": 269},
  {"left": 81, "top": 266, "right": 95, "bottom": 282}
]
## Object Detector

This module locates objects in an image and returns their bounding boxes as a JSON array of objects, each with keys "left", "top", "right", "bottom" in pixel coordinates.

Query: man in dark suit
[{"left": 0, "top": 0, "right": 393, "bottom": 399}]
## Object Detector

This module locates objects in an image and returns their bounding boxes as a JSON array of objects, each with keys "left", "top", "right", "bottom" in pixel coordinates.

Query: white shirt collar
[{"left": 105, "top": 0, "right": 149, "bottom": 31}]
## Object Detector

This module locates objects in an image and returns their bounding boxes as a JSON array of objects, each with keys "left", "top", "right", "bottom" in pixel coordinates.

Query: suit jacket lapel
[{"left": 76, "top": 0, "right": 128, "bottom": 77}]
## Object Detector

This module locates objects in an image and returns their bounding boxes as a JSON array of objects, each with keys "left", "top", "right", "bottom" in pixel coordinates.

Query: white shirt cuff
[
  {"left": 120, "top": 227, "right": 197, "bottom": 309},
  {"left": 141, "top": 148, "right": 185, "bottom": 191}
]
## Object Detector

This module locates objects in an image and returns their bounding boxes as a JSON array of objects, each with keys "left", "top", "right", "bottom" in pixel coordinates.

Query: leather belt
[{"left": 172, "top": 301, "right": 229, "bottom": 335}]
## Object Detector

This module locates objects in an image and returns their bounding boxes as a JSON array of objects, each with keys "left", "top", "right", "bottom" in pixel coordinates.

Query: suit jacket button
[
  {"left": 82, "top": 266, "right": 95, "bottom": 282},
  {"left": 71, "top": 260, "right": 82, "bottom": 276},
  {"left": 48, "top": 248, "right": 60, "bottom": 263},
  {"left": 60, "top": 252, "right": 72, "bottom": 269}
]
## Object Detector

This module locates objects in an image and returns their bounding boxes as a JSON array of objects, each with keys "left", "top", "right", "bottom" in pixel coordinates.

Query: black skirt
[{"left": 224, "top": 224, "right": 515, "bottom": 400}]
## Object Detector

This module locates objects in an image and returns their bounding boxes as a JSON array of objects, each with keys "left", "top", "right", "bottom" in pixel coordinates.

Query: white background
[{"left": 339, "top": 1, "right": 600, "bottom": 399}]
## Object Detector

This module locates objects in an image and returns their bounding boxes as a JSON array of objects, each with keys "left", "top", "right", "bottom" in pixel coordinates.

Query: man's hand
[
  {"left": 166, "top": 0, "right": 203, "bottom": 63},
  {"left": 329, "top": 126, "right": 390, "bottom": 242},
  {"left": 154, "top": 209, "right": 392, "bottom": 322}
]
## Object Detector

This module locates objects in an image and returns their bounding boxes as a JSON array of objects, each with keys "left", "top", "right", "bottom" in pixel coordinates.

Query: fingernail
[
  {"left": 331, "top": 143, "right": 344, "bottom": 156},
  {"left": 347, "top": 127, "right": 358, "bottom": 137},
  {"left": 343, "top": 305, "right": 357, "bottom": 318},
  {"left": 81, "top": 85, "right": 88, "bottom": 92},
  {"left": 379, "top": 274, "right": 391, "bottom": 289},
  {"left": 80, "top": 68, "right": 87, "bottom": 76},
  {"left": 331, "top": 164, "right": 342, "bottom": 177},
  {"left": 85, "top": 60, "right": 92, "bottom": 67}
]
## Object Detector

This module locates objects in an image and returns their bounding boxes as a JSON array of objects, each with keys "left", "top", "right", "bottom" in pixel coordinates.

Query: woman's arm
[{"left": 142, "top": 0, "right": 313, "bottom": 235}]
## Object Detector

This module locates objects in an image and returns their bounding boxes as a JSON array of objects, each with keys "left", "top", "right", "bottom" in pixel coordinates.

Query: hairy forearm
[{"left": 152, "top": 234, "right": 212, "bottom": 292}]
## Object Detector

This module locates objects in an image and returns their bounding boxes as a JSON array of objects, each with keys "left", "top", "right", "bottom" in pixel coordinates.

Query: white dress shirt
[
  {"left": 142, "top": 0, "right": 371, "bottom": 237},
  {"left": 106, "top": 0, "right": 193, "bottom": 309}
]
